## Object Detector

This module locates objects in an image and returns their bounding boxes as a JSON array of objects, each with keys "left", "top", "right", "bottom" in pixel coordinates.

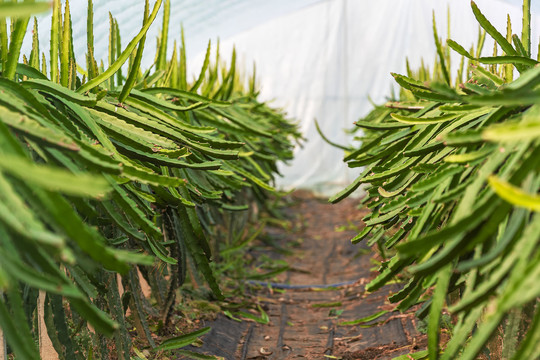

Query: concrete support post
[{"left": 38, "top": 291, "right": 60, "bottom": 360}]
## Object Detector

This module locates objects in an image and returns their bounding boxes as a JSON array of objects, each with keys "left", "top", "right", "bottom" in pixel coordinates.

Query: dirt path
[{"left": 181, "top": 191, "right": 425, "bottom": 360}]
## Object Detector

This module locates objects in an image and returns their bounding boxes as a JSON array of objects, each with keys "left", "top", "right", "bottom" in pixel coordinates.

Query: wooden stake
[
  {"left": 0, "top": 323, "right": 6, "bottom": 360},
  {"left": 38, "top": 291, "right": 60, "bottom": 360}
]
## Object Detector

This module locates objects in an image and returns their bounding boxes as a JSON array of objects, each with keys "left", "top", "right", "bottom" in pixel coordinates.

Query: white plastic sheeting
[
  {"left": 22, "top": 0, "right": 540, "bottom": 192},
  {"left": 191, "top": 0, "right": 540, "bottom": 193}
]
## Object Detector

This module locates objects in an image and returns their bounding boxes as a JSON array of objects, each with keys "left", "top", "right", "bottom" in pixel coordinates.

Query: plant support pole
[
  {"left": 0, "top": 333, "right": 4, "bottom": 360},
  {"left": 38, "top": 291, "right": 60, "bottom": 360},
  {"left": 0, "top": 294, "right": 5, "bottom": 360},
  {"left": 341, "top": 0, "right": 350, "bottom": 183}
]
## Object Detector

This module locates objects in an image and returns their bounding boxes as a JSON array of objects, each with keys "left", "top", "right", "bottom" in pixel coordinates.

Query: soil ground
[{"left": 179, "top": 191, "right": 427, "bottom": 360}]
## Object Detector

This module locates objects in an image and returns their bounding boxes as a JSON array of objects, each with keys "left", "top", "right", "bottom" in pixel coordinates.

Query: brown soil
[{"left": 180, "top": 191, "right": 427, "bottom": 360}]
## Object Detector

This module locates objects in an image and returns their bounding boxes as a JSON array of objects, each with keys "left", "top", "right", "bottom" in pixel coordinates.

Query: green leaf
[
  {"left": 0, "top": 63, "right": 48, "bottom": 80},
  {"left": 363, "top": 157, "right": 419, "bottom": 182},
  {"left": 112, "top": 249, "right": 154, "bottom": 266},
  {"left": 438, "top": 103, "right": 481, "bottom": 112},
  {"left": 0, "top": 250, "right": 82, "bottom": 298},
  {"left": 315, "top": 118, "right": 349, "bottom": 150},
  {"left": 118, "top": 0, "right": 149, "bottom": 103},
  {"left": 235, "top": 308, "right": 270, "bottom": 324},
  {"left": 488, "top": 176, "right": 540, "bottom": 211},
  {"left": 392, "top": 72, "right": 429, "bottom": 91},
  {"left": 355, "top": 119, "right": 410, "bottom": 130},
  {"left": 22, "top": 79, "right": 97, "bottom": 106},
  {"left": 522, "top": 0, "right": 531, "bottom": 56},
  {"left": 173, "top": 209, "right": 223, "bottom": 300},
  {"left": 114, "top": 141, "right": 221, "bottom": 170},
  {"left": 176, "top": 350, "right": 218, "bottom": 360},
  {"left": 0, "top": 2, "right": 51, "bottom": 18},
  {"left": 156, "top": 0, "right": 170, "bottom": 71},
  {"left": 398, "top": 196, "right": 497, "bottom": 257},
  {"left": 482, "top": 120, "right": 540, "bottom": 142},
  {"left": 0, "top": 172, "right": 65, "bottom": 247},
  {"left": 190, "top": 40, "right": 211, "bottom": 92},
  {"left": 391, "top": 112, "right": 458, "bottom": 125},
  {"left": 447, "top": 39, "right": 474, "bottom": 60},
  {"left": 511, "top": 302, "right": 540, "bottom": 360},
  {"left": 428, "top": 265, "right": 451, "bottom": 360},
  {"left": 338, "top": 310, "right": 389, "bottom": 326},
  {"left": 472, "top": 65, "right": 505, "bottom": 86},
  {"left": 129, "top": 88, "right": 207, "bottom": 112},
  {"left": 459, "top": 311, "right": 504, "bottom": 360},
  {"left": 471, "top": 1, "right": 517, "bottom": 57},
  {"left": 87, "top": 107, "right": 178, "bottom": 150},
  {"left": 0, "top": 154, "right": 111, "bottom": 197},
  {"left": 156, "top": 327, "right": 211, "bottom": 351},
  {"left": 224, "top": 161, "right": 274, "bottom": 192},
  {"left": 49, "top": 0, "right": 62, "bottom": 83},
  {"left": 77, "top": 0, "right": 163, "bottom": 93},
  {"left": 329, "top": 166, "right": 371, "bottom": 203},
  {"left": 3, "top": 10, "right": 30, "bottom": 80},
  {"left": 478, "top": 55, "right": 538, "bottom": 66},
  {"left": 366, "top": 256, "right": 410, "bottom": 292},
  {"left": 351, "top": 226, "right": 372, "bottom": 244},
  {"left": 121, "top": 163, "right": 186, "bottom": 187},
  {"left": 444, "top": 146, "right": 494, "bottom": 163},
  {"left": 107, "top": 179, "right": 163, "bottom": 242},
  {"left": 143, "top": 87, "right": 230, "bottom": 108},
  {"left": 70, "top": 298, "right": 118, "bottom": 337},
  {"left": 60, "top": 0, "right": 72, "bottom": 88},
  {"left": 502, "top": 66, "right": 540, "bottom": 93},
  {"left": 0, "top": 287, "right": 40, "bottom": 360},
  {"left": 444, "top": 129, "right": 483, "bottom": 146},
  {"left": 432, "top": 12, "right": 450, "bottom": 85}
]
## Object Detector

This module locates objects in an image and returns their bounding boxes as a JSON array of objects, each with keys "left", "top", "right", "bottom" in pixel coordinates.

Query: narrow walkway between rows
[{"left": 182, "top": 191, "right": 425, "bottom": 360}]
